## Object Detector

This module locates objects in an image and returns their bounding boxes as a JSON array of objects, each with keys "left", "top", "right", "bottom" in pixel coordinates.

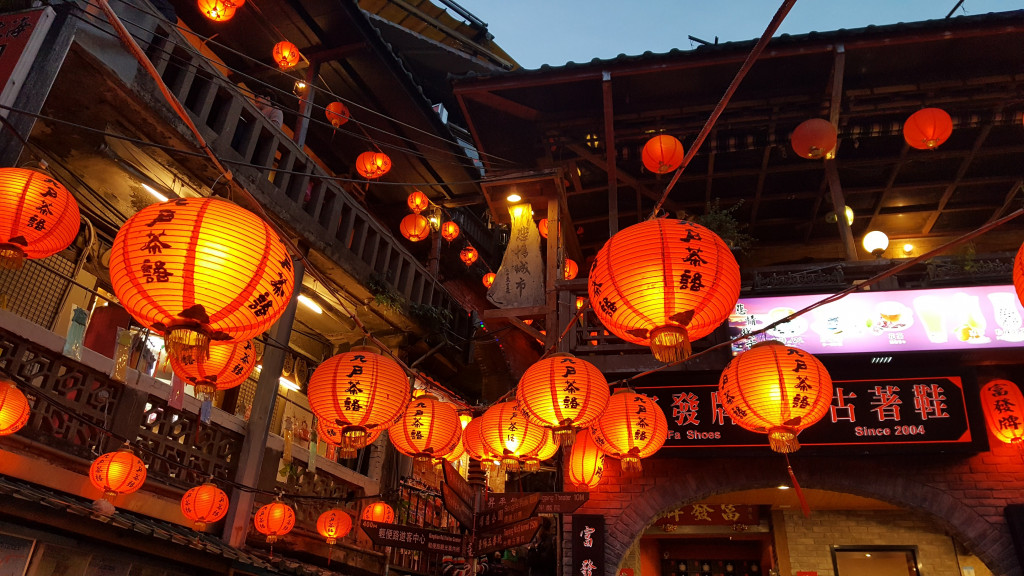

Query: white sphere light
[{"left": 863, "top": 231, "right": 889, "bottom": 257}]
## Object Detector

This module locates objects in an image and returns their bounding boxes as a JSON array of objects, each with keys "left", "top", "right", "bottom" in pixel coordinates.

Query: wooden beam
[
  {"left": 462, "top": 90, "right": 541, "bottom": 121},
  {"left": 987, "top": 180, "right": 1023, "bottom": 224},
  {"left": 566, "top": 143, "right": 682, "bottom": 212},
  {"left": 482, "top": 305, "right": 549, "bottom": 320},
  {"left": 545, "top": 197, "right": 560, "bottom": 350},
  {"left": 602, "top": 71, "right": 618, "bottom": 236},
  {"left": 825, "top": 159, "right": 860, "bottom": 261},
  {"left": 508, "top": 317, "right": 545, "bottom": 342},
  {"left": 922, "top": 122, "right": 994, "bottom": 234}
]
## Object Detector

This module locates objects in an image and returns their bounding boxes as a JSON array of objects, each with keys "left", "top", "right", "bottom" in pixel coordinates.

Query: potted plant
[{"left": 678, "top": 198, "right": 755, "bottom": 254}]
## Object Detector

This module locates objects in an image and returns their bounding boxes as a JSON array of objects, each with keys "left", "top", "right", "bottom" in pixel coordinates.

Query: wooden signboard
[
  {"left": 442, "top": 482, "right": 475, "bottom": 529},
  {"left": 361, "top": 520, "right": 466, "bottom": 555},
  {"left": 485, "top": 491, "right": 589, "bottom": 514},
  {"left": 476, "top": 493, "right": 539, "bottom": 532},
  {"left": 470, "top": 517, "right": 541, "bottom": 557}
]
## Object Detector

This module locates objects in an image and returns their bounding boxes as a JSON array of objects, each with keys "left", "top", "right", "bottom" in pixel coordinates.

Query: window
[{"left": 832, "top": 546, "right": 920, "bottom": 576}]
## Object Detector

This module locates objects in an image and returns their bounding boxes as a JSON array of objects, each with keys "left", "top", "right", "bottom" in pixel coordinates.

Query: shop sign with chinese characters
[
  {"left": 572, "top": 515, "right": 604, "bottom": 576},
  {"left": 653, "top": 504, "right": 759, "bottom": 530},
  {"left": 361, "top": 520, "right": 466, "bottom": 555},
  {"left": 638, "top": 376, "right": 982, "bottom": 454}
]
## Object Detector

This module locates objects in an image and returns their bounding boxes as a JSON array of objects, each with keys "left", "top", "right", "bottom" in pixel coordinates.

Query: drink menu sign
[
  {"left": 637, "top": 376, "right": 980, "bottom": 454},
  {"left": 728, "top": 285, "right": 1024, "bottom": 355}
]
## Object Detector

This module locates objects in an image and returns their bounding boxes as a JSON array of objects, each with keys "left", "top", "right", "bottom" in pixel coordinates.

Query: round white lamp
[{"left": 863, "top": 230, "right": 889, "bottom": 258}]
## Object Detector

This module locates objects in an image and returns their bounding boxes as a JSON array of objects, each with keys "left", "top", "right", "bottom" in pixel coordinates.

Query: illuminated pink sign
[{"left": 729, "top": 285, "right": 1024, "bottom": 355}]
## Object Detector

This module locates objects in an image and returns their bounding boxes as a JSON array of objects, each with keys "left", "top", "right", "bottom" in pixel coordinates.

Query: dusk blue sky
[{"left": 452, "top": 1, "right": 1023, "bottom": 69}]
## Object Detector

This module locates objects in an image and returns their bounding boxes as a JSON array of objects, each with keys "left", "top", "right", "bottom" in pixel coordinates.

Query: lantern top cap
[
  {"left": 750, "top": 340, "right": 786, "bottom": 349},
  {"left": 611, "top": 387, "right": 635, "bottom": 396},
  {"left": 543, "top": 352, "right": 577, "bottom": 360},
  {"left": 349, "top": 345, "right": 383, "bottom": 355}
]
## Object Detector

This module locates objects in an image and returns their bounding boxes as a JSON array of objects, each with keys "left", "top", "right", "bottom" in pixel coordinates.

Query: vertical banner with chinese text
[
  {"left": 489, "top": 204, "right": 544, "bottom": 308},
  {"left": 572, "top": 514, "right": 604, "bottom": 576}
]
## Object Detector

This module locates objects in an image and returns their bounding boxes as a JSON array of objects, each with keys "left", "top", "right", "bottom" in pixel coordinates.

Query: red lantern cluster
[
  {"left": 400, "top": 214, "right": 431, "bottom": 242},
  {"left": 903, "top": 108, "right": 953, "bottom": 150},
  {"left": 791, "top": 119, "right": 837, "bottom": 160},
  {"left": 272, "top": 41, "right": 300, "bottom": 70},
  {"left": 0, "top": 167, "right": 81, "bottom": 270},
  {"left": 254, "top": 500, "right": 295, "bottom": 543},
  {"left": 642, "top": 135, "right": 685, "bottom": 174},
  {"left": 180, "top": 482, "right": 229, "bottom": 530},
  {"left": 325, "top": 102, "right": 350, "bottom": 128},
  {"left": 355, "top": 151, "right": 392, "bottom": 179}
]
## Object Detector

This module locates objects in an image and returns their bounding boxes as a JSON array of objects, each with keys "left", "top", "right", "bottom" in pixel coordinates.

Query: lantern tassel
[
  {"left": 554, "top": 425, "right": 576, "bottom": 446},
  {"left": 649, "top": 325, "right": 692, "bottom": 363},
  {"left": 620, "top": 454, "right": 643, "bottom": 475},
  {"left": 166, "top": 327, "right": 211, "bottom": 364},
  {"left": 0, "top": 245, "right": 24, "bottom": 270},
  {"left": 768, "top": 427, "right": 800, "bottom": 453},
  {"left": 785, "top": 454, "right": 811, "bottom": 518}
]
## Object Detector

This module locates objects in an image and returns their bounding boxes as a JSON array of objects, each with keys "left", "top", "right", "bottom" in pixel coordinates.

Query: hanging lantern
[
  {"left": 482, "top": 273, "right": 496, "bottom": 289},
  {"left": 438, "top": 436, "right": 467, "bottom": 465},
  {"left": 355, "top": 151, "right": 392, "bottom": 179},
  {"left": 180, "top": 482, "right": 229, "bottom": 530},
  {"left": 254, "top": 500, "right": 295, "bottom": 543},
  {"left": 517, "top": 353, "right": 609, "bottom": 446},
  {"left": 567, "top": 428, "right": 605, "bottom": 490},
  {"left": 0, "top": 380, "right": 29, "bottom": 436},
  {"left": 538, "top": 219, "right": 549, "bottom": 239},
  {"left": 791, "top": 119, "right": 837, "bottom": 160},
  {"left": 903, "top": 108, "right": 953, "bottom": 150},
  {"left": 389, "top": 394, "right": 462, "bottom": 464},
  {"left": 440, "top": 221, "right": 460, "bottom": 242},
  {"left": 588, "top": 219, "right": 740, "bottom": 363},
  {"left": 169, "top": 339, "right": 256, "bottom": 398},
  {"left": 90, "top": 445, "right": 147, "bottom": 502},
  {"left": 400, "top": 214, "right": 431, "bottom": 242},
  {"left": 317, "top": 508, "right": 353, "bottom": 545},
  {"left": 641, "top": 135, "right": 685, "bottom": 174},
  {"left": 718, "top": 341, "right": 833, "bottom": 453},
  {"left": 590, "top": 389, "right": 667, "bottom": 473},
  {"left": 460, "top": 246, "right": 478, "bottom": 266},
  {"left": 325, "top": 102, "right": 350, "bottom": 128},
  {"left": 520, "top": 429, "right": 557, "bottom": 472},
  {"left": 362, "top": 501, "right": 395, "bottom": 523},
  {"left": 980, "top": 379, "right": 1024, "bottom": 446},
  {"left": 307, "top": 347, "right": 409, "bottom": 450},
  {"left": 197, "top": 0, "right": 237, "bottom": 21},
  {"left": 272, "top": 41, "right": 300, "bottom": 70},
  {"left": 0, "top": 167, "right": 81, "bottom": 270},
  {"left": 406, "top": 191, "right": 429, "bottom": 214},
  {"left": 318, "top": 419, "right": 381, "bottom": 458},
  {"left": 480, "top": 401, "right": 547, "bottom": 471},
  {"left": 563, "top": 258, "right": 578, "bottom": 280},
  {"left": 461, "top": 417, "right": 498, "bottom": 466},
  {"left": 1013, "top": 243, "right": 1024, "bottom": 309}
]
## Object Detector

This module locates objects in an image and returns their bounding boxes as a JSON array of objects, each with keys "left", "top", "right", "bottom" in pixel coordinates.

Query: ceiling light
[
  {"left": 506, "top": 192, "right": 522, "bottom": 202},
  {"left": 865, "top": 554, "right": 872, "bottom": 558},
  {"left": 777, "top": 484, "right": 790, "bottom": 490},
  {"left": 279, "top": 377, "right": 300, "bottom": 391},
  {"left": 142, "top": 183, "right": 168, "bottom": 202},
  {"left": 298, "top": 294, "right": 323, "bottom": 314},
  {"left": 902, "top": 243, "right": 914, "bottom": 255},
  {"left": 863, "top": 230, "right": 889, "bottom": 258}
]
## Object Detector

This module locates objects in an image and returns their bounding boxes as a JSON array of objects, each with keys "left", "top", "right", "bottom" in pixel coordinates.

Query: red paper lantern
[
  {"left": 567, "top": 428, "right": 605, "bottom": 490},
  {"left": 355, "top": 151, "right": 392, "bottom": 179},
  {"left": 400, "top": 214, "right": 431, "bottom": 242},
  {"left": 325, "top": 102, "right": 350, "bottom": 128},
  {"left": 519, "top": 429, "right": 557, "bottom": 472},
  {"left": 517, "top": 353, "right": 609, "bottom": 445},
  {"left": 642, "top": 135, "right": 685, "bottom": 174},
  {"left": 480, "top": 401, "right": 547, "bottom": 471},
  {"left": 197, "top": 0, "right": 237, "bottom": 21},
  {"left": 169, "top": 339, "right": 256, "bottom": 398},
  {"left": 563, "top": 258, "right": 578, "bottom": 280},
  {"left": 0, "top": 380, "right": 29, "bottom": 436},
  {"left": 980, "top": 379, "right": 1024, "bottom": 446},
  {"left": 180, "top": 482, "right": 229, "bottom": 530},
  {"left": 590, "top": 389, "right": 667, "bottom": 472},
  {"left": 254, "top": 500, "right": 295, "bottom": 543},
  {"left": 406, "top": 190, "right": 429, "bottom": 214},
  {"left": 389, "top": 394, "right": 462, "bottom": 463},
  {"left": 461, "top": 417, "right": 497, "bottom": 465},
  {"left": 538, "top": 219, "right": 549, "bottom": 239},
  {"left": 460, "top": 246, "right": 478, "bottom": 266},
  {"left": 437, "top": 436, "right": 466, "bottom": 464},
  {"left": 482, "top": 273, "right": 496, "bottom": 289},
  {"left": 903, "top": 108, "right": 953, "bottom": 150},
  {"left": 791, "top": 119, "right": 837, "bottom": 159},
  {"left": 362, "top": 501, "right": 395, "bottom": 523},
  {"left": 307, "top": 347, "right": 409, "bottom": 449},
  {"left": 317, "top": 508, "right": 353, "bottom": 545},
  {"left": 1014, "top": 243, "right": 1024, "bottom": 308},
  {"left": 272, "top": 41, "right": 300, "bottom": 70},
  {"left": 90, "top": 445, "right": 147, "bottom": 501},
  {"left": 718, "top": 341, "right": 833, "bottom": 453},
  {"left": 440, "top": 221, "right": 460, "bottom": 242},
  {"left": 588, "top": 219, "right": 740, "bottom": 362},
  {"left": 0, "top": 167, "right": 81, "bottom": 270}
]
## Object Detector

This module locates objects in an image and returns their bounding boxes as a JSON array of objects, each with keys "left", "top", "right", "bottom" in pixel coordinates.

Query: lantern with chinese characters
[
  {"left": 642, "top": 135, "right": 685, "bottom": 174},
  {"left": 0, "top": 380, "right": 29, "bottom": 436},
  {"left": 590, "top": 389, "right": 667, "bottom": 472},
  {"left": 460, "top": 246, "right": 478, "bottom": 266},
  {"left": 197, "top": 0, "right": 238, "bottom": 21},
  {"left": 461, "top": 417, "right": 497, "bottom": 466},
  {"left": 400, "top": 214, "right": 430, "bottom": 242},
  {"left": 254, "top": 500, "right": 295, "bottom": 543},
  {"left": 563, "top": 258, "right": 578, "bottom": 280},
  {"left": 440, "top": 221, "right": 460, "bottom": 242},
  {"left": 362, "top": 501, "right": 395, "bottom": 523},
  {"left": 980, "top": 379, "right": 1024, "bottom": 446},
  {"left": 517, "top": 353, "right": 609, "bottom": 446},
  {"left": 718, "top": 341, "right": 833, "bottom": 453},
  {"left": 791, "top": 119, "right": 837, "bottom": 159},
  {"left": 389, "top": 394, "right": 462, "bottom": 464},
  {"left": 90, "top": 444, "right": 147, "bottom": 502},
  {"left": 169, "top": 339, "right": 256, "bottom": 399},
  {"left": 588, "top": 219, "right": 740, "bottom": 363},
  {"left": 903, "top": 108, "right": 953, "bottom": 150},
  {"left": 317, "top": 508, "right": 353, "bottom": 545},
  {"left": 325, "top": 102, "right": 350, "bottom": 128},
  {"left": 407, "top": 190, "right": 429, "bottom": 214},
  {"left": 567, "top": 428, "right": 604, "bottom": 490},
  {"left": 180, "top": 482, "right": 229, "bottom": 530},
  {"left": 355, "top": 151, "right": 392, "bottom": 179},
  {"left": 0, "top": 167, "right": 81, "bottom": 270},
  {"left": 482, "top": 273, "right": 496, "bottom": 289},
  {"left": 519, "top": 429, "right": 557, "bottom": 472},
  {"left": 307, "top": 347, "right": 409, "bottom": 450},
  {"left": 272, "top": 41, "right": 300, "bottom": 69},
  {"left": 109, "top": 198, "right": 294, "bottom": 364},
  {"left": 480, "top": 401, "right": 547, "bottom": 471}
]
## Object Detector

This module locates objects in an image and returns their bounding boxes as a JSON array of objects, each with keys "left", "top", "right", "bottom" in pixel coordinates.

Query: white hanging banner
[{"left": 488, "top": 204, "right": 544, "bottom": 308}]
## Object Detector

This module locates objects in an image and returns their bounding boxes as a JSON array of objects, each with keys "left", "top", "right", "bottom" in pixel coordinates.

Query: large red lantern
[
  {"left": 1013, "top": 243, "right": 1024, "bottom": 309},
  {"left": 0, "top": 167, "right": 81, "bottom": 270},
  {"left": 355, "top": 151, "right": 392, "bottom": 179},
  {"left": 389, "top": 394, "right": 462, "bottom": 463},
  {"left": 272, "top": 41, "right": 300, "bottom": 70},
  {"left": 538, "top": 219, "right": 549, "bottom": 239},
  {"left": 90, "top": 445, "right": 147, "bottom": 501},
  {"left": 307, "top": 347, "right": 409, "bottom": 449},
  {"left": 642, "top": 135, "right": 685, "bottom": 174},
  {"left": 590, "top": 389, "right": 667, "bottom": 473},
  {"left": 791, "top": 119, "right": 837, "bottom": 159},
  {"left": 406, "top": 191, "right": 429, "bottom": 214},
  {"left": 169, "top": 339, "right": 256, "bottom": 398},
  {"left": 980, "top": 379, "right": 1024, "bottom": 446},
  {"left": 718, "top": 341, "right": 833, "bottom": 453},
  {"left": 460, "top": 246, "right": 478, "bottom": 266},
  {"left": 517, "top": 353, "right": 609, "bottom": 445},
  {"left": 519, "top": 429, "right": 557, "bottom": 472},
  {"left": 461, "top": 417, "right": 497, "bottom": 465},
  {"left": 482, "top": 273, "right": 496, "bottom": 289},
  {"left": 567, "top": 428, "right": 605, "bottom": 490},
  {"left": 588, "top": 219, "right": 740, "bottom": 363},
  {"left": 254, "top": 500, "right": 295, "bottom": 543},
  {"left": 480, "top": 401, "right": 547, "bottom": 471},
  {"left": 317, "top": 508, "right": 353, "bottom": 545},
  {"left": 903, "top": 108, "right": 953, "bottom": 150},
  {"left": 362, "top": 501, "right": 395, "bottom": 523},
  {"left": 180, "top": 482, "right": 229, "bottom": 530},
  {"left": 0, "top": 380, "right": 29, "bottom": 436},
  {"left": 109, "top": 198, "right": 294, "bottom": 364},
  {"left": 440, "top": 221, "right": 460, "bottom": 242},
  {"left": 197, "top": 0, "right": 237, "bottom": 21},
  {"left": 325, "top": 102, "right": 350, "bottom": 128},
  {"left": 563, "top": 258, "right": 578, "bottom": 280},
  {"left": 400, "top": 214, "right": 431, "bottom": 242}
]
